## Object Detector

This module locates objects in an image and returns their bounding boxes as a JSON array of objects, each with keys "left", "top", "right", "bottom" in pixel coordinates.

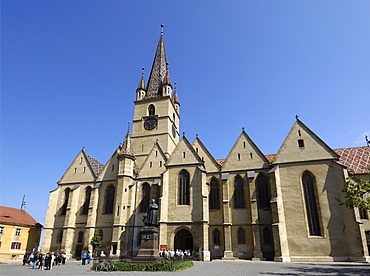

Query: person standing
[
  {"left": 49, "top": 253, "right": 55, "bottom": 270},
  {"left": 38, "top": 254, "right": 45, "bottom": 270},
  {"left": 62, "top": 253, "right": 66, "bottom": 265},
  {"left": 81, "top": 251, "right": 87, "bottom": 265}
]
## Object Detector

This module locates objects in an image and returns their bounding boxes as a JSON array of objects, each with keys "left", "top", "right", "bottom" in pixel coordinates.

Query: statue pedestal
[{"left": 131, "top": 227, "right": 163, "bottom": 263}]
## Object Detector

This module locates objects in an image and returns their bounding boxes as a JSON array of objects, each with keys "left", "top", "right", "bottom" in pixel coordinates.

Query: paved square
[{"left": 1, "top": 260, "right": 370, "bottom": 275}]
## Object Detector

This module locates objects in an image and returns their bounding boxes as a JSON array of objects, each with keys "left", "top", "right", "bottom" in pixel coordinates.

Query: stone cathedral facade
[{"left": 42, "top": 30, "right": 370, "bottom": 262}]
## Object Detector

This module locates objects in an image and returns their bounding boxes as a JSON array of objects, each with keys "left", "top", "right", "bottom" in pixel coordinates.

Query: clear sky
[{"left": 1, "top": 0, "right": 369, "bottom": 225}]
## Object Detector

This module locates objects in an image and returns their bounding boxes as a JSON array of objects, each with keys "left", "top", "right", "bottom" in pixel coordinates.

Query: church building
[{"left": 42, "top": 28, "right": 370, "bottom": 262}]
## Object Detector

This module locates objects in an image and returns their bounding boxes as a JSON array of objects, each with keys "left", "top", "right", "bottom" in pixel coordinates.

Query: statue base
[{"left": 130, "top": 227, "right": 164, "bottom": 263}]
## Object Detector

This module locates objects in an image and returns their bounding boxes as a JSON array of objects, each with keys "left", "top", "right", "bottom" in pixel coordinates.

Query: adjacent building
[
  {"left": 42, "top": 29, "right": 370, "bottom": 262},
  {"left": 0, "top": 206, "right": 43, "bottom": 262}
]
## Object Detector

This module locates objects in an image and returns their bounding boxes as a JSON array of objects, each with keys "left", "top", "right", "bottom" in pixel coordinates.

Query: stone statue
[{"left": 143, "top": 199, "right": 159, "bottom": 227}]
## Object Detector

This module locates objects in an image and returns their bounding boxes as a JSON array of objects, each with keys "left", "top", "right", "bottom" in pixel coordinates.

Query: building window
[
  {"left": 61, "top": 188, "right": 70, "bottom": 216},
  {"left": 213, "top": 229, "right": 220, "bottom": 245},
  {"left": 81, "top": 187, "right": 92, "bottom": 215},
  {"left": 359, "top": 208, "right": 368, "bottom": 220},
  {"left": 57, "top": 230, "right": 63, "bottom": 243},
  {"left": 15, "top": 228, "right": 21, "bottom": 236},
  {"left": 302, "top": 171, "right": 321, "bottom": 236},
  {"left": 140, "top": 183, "right": 151, "bottom": 212},
  {"left": 11, "top": 242, "right": 21, "bottom": 249},
  {"left": 234, "top": 176, "right": 245, "bottom": 208},
  {"left": 77, "top": 231, "right": 84, "bottom": 243},
  {"left": 104, "top": 185, "right": 115, "bottom": 214},
  {"left": 298, "top": 139, "right": 305, "bottom": 148},
  {"left": 178, "top": 170, "right": 190, "bottom": 205},
  {"left": 0, "top": 226, "right": 4, "bottom": 234},
  {"left": 209, "top": 178, "right": 220, "bottom": 210},
  {"left": 237, "top": 227, "right": 246, "bottom": 244},
  {"left": 256, "top": 173, "right": 270, "bottom": 210},
  {"left": 148, "top": 104, "right": 155, "bottom": 116},
  {"left": 263, "top": 227, "right": 273, "bottom": 245}
]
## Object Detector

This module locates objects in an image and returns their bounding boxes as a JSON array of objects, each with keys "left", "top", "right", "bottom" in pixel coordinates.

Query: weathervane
[
  {"left": 161, "top": 24, "right": 164, "bottom": 35},
  {"left": 366, "top": 135, "right": 370, "bottom": 147}
]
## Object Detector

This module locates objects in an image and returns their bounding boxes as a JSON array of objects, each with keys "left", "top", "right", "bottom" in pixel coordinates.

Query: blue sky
[{"left": 1, "top": 0, "right": 369, "bottom": 225}]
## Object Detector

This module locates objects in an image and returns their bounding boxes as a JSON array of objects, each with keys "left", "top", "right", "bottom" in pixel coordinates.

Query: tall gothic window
[
  {"left": 104, "top": 185, "right": 115, "bottom": 214},
  {"left": 148, "top": 104, "right": 155, "bottom": 116},
  {"left": 81, "top": 187, "right": 92, "bottom": 215},
  {"left": 178, "top": 170, "right": 190, "bottom": 205},
  {"left": 213, "top": 229, "right": 220, "bottom": 245},
  {"left": 234, "top": 176, "right": 245, "bottom": 208},
  {"left": 256, "top": 173, "right": 270, "bottom": 210},
  {"left": 77, "top": 231, "right": 84, "bottom": 243},
  {"left": 61, "top": 188, "right": 70, "bottom": 216},
  {"left": 140, "top": 183, "right": 150, "bottom": 212},
  {"left": 209, "top": 178, "right": 220, "bottom": 210},
  {"left": 237, "top": 227, "right": 246, "bottom": 244},
  {"left": 302, "top": 172, "right": 321, "bottom": 236}
]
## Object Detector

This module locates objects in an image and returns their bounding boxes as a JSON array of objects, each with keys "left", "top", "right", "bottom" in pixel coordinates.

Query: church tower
[{"left": 131, "top": 26, "right": 180, "bottom": 168}]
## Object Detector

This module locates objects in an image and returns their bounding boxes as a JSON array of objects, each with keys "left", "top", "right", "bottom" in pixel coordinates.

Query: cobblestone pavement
[{"left": 1, "top": 260, "right": 370, "bottom": 276}]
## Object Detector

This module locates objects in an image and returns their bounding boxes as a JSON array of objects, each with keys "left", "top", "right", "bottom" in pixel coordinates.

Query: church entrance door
[
  {"left": 75, "top": 244, "right": 82, "bottom": 260},
  {"left": 174, "top": 229, "right": 193, "bottom": 252}
]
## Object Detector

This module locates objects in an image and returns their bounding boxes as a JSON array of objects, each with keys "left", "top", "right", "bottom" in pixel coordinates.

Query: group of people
[
  {"left": 23, "top": 252, "right": 66, "bottom": 270},
  {"left": 159, "top": 249, "right": 191, "bottom": 260}
]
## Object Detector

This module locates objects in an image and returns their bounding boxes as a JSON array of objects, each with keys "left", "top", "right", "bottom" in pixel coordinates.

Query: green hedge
[{"left": 93, "top": 260, "right": 193, "bottom": 272}]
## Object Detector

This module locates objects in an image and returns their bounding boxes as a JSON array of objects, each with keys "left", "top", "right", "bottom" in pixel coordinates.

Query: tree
[
  {"left": 90, "top": 230, "right": 103, "bottom": 251},
  {"left": 342, "top": 168, "right": 370, "bottom": 210}
]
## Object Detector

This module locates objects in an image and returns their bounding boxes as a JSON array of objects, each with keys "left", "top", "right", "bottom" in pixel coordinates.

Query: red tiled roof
[
  {"left": 0, "top": 206, "right": 42, "bottom": 227},
  {"left": 214, "top": 147, "right": 370, "bottom": 175},
  {"left": 334, "top": 147, "right": 370, "bottom": 175},
  {"left": 86, "top": 154, "right": 104, "bottom": 177}
]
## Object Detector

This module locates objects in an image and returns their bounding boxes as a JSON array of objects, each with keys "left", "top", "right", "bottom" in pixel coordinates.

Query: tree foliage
[
  {"left": 342, "top": 168, "right": 370, "bottom": 210},
  {"left": 90, "top": 229, "right": 103, "bottom": 250}
]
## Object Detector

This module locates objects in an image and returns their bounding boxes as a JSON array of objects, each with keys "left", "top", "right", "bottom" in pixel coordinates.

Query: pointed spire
[
  {"left": 120, "top": 122, "right": 134, "bottom": 157},
  {"left": 173, "top": 87, "right": 179, "bottom": 104},
  {"left": 163, "top": 62, "right": 171, "bottom": 85},
  {"left": 146, "top": 24, "right": 168, "bottom": 98},
  {"left": 138, "top": 67, "right": 146, "bottom": 90}
]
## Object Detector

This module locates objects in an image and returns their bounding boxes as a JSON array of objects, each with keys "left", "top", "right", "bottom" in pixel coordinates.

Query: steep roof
[
  {"left": 215, "top": 146, "right": 370, "bottom": 175},
  {"left": 145, "top": 32, "right": 168, "bottom": 98},
  {"left": 0, "top": 206, "right": 42, "bottom": 227},
  {"left": 86, "top": 153, "right": 104, "bottom": 177}
]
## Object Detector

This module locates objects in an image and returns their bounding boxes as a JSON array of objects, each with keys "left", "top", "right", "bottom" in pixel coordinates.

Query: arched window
[
  {"left": 237, "top": 227, "right": 245, "bottom": 244},
  {"left": 213, "top": 229, "right": 220, "bottom": 245},
  {"left": 140, "top": 183, "right": 150, "bottom": 213},
  {"left": 302, "top": 171, "right": 321, "bottom": 236},
  {"left": 148, "top": 104, "right": 155, "bottom": 116},
  {"left": 178, "top": 170, "right": 190, "bottom": 205},
  {"left": 209, "top": 178, "right": 220, "bottom": 210},
  {"left": 77, "top": 231, "right": 84, "bottom": 243},
  {"left": 234, "top": 176, "right": 245, "bottom": 208},
  {"left": 81, "top": 187, "right": 92, "bottom": 215},
  {"left": 263, "top": 227, "right": 273, "bottom": 245},
  {"left": 61, "top": 188, "right": 70, "bottom": 216},
  {"left": 256, "top": 173, "right": 270, "bottom": 210},
  {"left": 104, "top": 185, "right": 115, "bottom": 214},
  {"left": 57, "top": 230, "right": 63, "bottom": 243}
]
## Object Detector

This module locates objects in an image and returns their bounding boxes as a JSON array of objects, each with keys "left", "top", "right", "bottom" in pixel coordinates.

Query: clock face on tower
[{"left": 144, "top": 117, "right": 158, "bottom": 130}]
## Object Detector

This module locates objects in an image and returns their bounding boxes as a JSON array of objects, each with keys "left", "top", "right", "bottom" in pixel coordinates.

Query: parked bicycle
[{"left": 95, "top": 260, "right": 114, "bottom": 272}]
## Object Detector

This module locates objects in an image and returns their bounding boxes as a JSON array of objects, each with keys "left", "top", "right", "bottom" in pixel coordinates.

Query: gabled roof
[
  {"left": 0, "top": 206, "right": 42, "bottom": 228},
  {"left": 215, "top": 146, "right": 370, "bottom": 175},
  {"left": 85, "top": 153, "right": 104, "bottom": 177}
]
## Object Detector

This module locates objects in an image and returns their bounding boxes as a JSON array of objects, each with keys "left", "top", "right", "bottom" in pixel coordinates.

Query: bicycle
[{"left": 95, "top": 260, "right": 114, "bottom": 272}]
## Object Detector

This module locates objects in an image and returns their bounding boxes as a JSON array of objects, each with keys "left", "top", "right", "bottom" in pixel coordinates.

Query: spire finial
[
  {"left": 141, "top": 67, "right": 145, "bottom": 76},
  {"left": 196, "top": 134, "right": 199, "bottom": 138},
  {"left": 161, "top": 24, "right": 164, "bottom": 35},
  {"left": 242, "top": 127, "right": 245, "bottom": 131},
  {"left": 366, "top": 135, "right": 370, "bottom": 147},
  {"left": 127, "top": 121, "right": 131, "bottom": 131},
  {"left": 295, "top": 115, "right": 299, "bottom": 120},
  {"left": 183, "top": 132, "right": 186, "bottom": 137}
]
